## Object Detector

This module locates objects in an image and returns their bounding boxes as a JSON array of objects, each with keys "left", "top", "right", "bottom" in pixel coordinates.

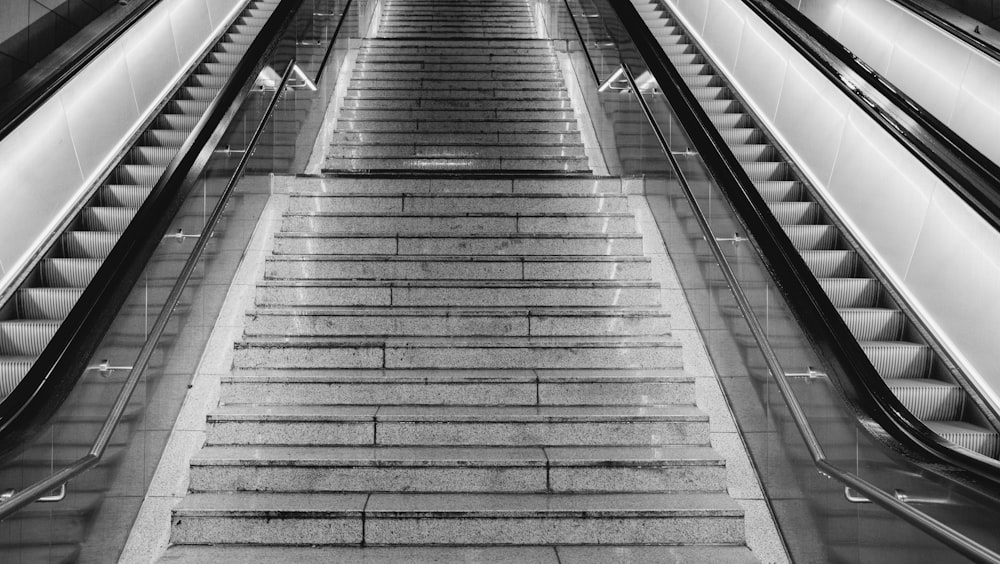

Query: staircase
[
  {"left": 160, "top": 0, "right": 758, "bottom": 560},
  {"left": 631, "top": 0, "right": 1000, "bottom": 458}
]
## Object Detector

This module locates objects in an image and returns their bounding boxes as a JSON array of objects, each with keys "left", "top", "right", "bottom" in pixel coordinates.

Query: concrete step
[
  {"left": 158, "top": 544, "right": 759, "bottom": 563},
  {"left": 232, "top": 335, "right": 681, "bottom": 370},
  {"left": 335, "top": 119, "right": 579, "bottom": 133},
  {"left": 271, "top": 232, "right": 642, "bottom": 255},
  {"left": 286, "top": 193, "right": 625, "bottom": 213},
  {"left": 171, "top": 492, "right": 743, "bottom": 545},
  {"left": 341, "top": 100, "right": 575, "bottom": 113},
  {"left": 262, "top": 255, "right": 652, "bottom": 281},
  {"left": 243, "top": 306, "right": 670, "bottom": 337},
  {"left": 325, "top": 145, "right": 587, "bottom": 160},
  {"left": 220, "top": 368, "right": 693, "bottom": 406},
  {"left": 276, "top": 176, "right": 630, "bottom": 194},
  {"left": 188, "top": 445, "right": 725, "bottom": 493},
  {"left": 252, "top": 279, "right": 661, "bottom": 308},
  {"left": 205, "top": 404, "right": 709, "bottom": 447},
  {"left": 279, "top": 212, "right": 637, "bottom": 234},
  {"left": 323, "top": 156, "right": 591, "bottom": 172}
]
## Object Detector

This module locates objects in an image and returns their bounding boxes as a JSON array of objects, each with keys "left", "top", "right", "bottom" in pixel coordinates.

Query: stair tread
[
  {"left": 208, "top": 404, "right": 707, "bottom": 422},
  {"left": 224, "top": 368, "right": 691, "bottom": 382},
  {"left": 192, "top": 445, "right": 724, "bottom": 466},
  {"left": 174, "top": 491, "right": 741, "bottom": 516},
  {"left": 159, "top": 545, "right": 758, "bottom": 563}
]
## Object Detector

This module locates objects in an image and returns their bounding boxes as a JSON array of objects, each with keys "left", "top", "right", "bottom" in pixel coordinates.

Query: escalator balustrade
[{"left": 631, "top": 0, "right": 1000, "bottom": 459}]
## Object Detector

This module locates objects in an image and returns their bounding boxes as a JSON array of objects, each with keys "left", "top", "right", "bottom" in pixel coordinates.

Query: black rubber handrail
[
  {"left": 609, "top": 0, "right": 1000, "bottom": 491},
  {"left": 746, "top": 0, "right": 1000, "bottom": 233},
  {"left": 0, "top": 0, "right": 307, "bottom": 459},
  {"left": 0, "top": 0, "right": 163, "bottom": 144}
]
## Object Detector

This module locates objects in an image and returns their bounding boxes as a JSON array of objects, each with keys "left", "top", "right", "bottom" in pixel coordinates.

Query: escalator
[
  {"left": 0, "top": 0, "right": 278, "bottom": 407},
  {"left": 630, "top": 0, "right": 1000, "bottom": 459}
]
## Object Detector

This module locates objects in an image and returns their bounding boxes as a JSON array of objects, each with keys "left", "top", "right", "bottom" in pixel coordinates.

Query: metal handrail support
[
  {"left": 618, "top": 62, "right": 1000, "bottom": 564},
  {"left": 314, "top": 0, "right": 354, "bottom": 83},
  {"left": 0, "top": 59, "right": 296, "bottom": 522}
]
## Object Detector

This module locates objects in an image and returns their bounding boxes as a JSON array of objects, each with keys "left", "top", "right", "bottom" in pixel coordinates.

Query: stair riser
[
  {"left": 189, "top": 465, "right": 724, "bottom": 493},
  {"left": 233, "top": 344, "right": 681, "bottom": 370},
  {"left": 254, "top": 286, "right": 659, "bottom": 307},
  {"left": 325, "top": 156, "right": 590, "bottom": 171},
  {"left": 326, "top": 145, "right": 586, "bottom": 159},
  {"left": 337, "top": 121, "right": 579, "bottom": 133},
  {"left": 272, "top": 236, "right": 642, "bottom": 256},
  {"left": 244, "top": 314, "right": 670, "bottom": 337},
  {"left": 170, "top": 514, "right": 742, "bottom": 545},
  {"left": 281, "top": 215, "right": 634, "bottom": 235},
  {"left": 206, "top": 420, "right": 708, "bottom": 447},
  {"left": 221, "top": 380, "right": 691, "bottom": 406},
  {"left": 287, "top": 197, "right": 626, "bottom": 214},
  {"left": 263, "top": 260, "right": 650, "bottom": 281}
]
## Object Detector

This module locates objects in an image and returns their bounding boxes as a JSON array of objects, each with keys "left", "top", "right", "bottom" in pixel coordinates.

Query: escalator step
[
  {"left": 783, "top": 225, "right": 837, "bottom": 250},
  {"left": 701, "top": 100, "right": 741, "bottom": 115},
  {"left": 756, "top": 181, "right": 802, "bottom": 202},
  {"left": 925, "top": 421, "right": 1000, "bottom": 458},
  {"left": 840, "top": 308, "right": 905, "bottom": 341},
  {"left": 146, "top": 129, "right": 189, "bottom": 146},
  {"left": 81, "top": 207, "right": 139, "bottom": 232},
  {"left": 743, "top": 161, "right": 790, "bottom": 181},
  {"left": 172, "top": 100, "right": 212, "bottom": 116},
  {"left": 690, "top": 86, "right": 729, "bottom": 101},
  {"left": 718, "top": 128, "right": 762, "bottom": 146},
  {"left": 887, "top": 379, "right": 964, "bottom": 420},
  {"left": 180, "top": 87, "right": 218, "bottom": 101},
  {"left": 673, "top": 63, "right": 710, "bottom": 78},
  {"left": 100, "top": 185, "right": 152, "bottom": 207},
  {"left": 801, "top": 250, "right": 857, "bottom": 277},
  {"left": 0, "top": 320, "right": 59, "bottom": 356},
  {"left": 0, "top": 357, "right": 33, "bottom": 397},
  {"left": 189, "top": 74, "right": 227, "bottom": 89},
  {"left": 114, "top": 164, "right": 163, "bottom": 186},
  {"left": 861, "top": 341, "right": 933, "bottom": 380},
  {"left": 17, "top": 288, "right": 82, "bottom": 319},
  {"left": 732, "top": 144, "right": 779, "bottom": 162},
  {"left": 62, "top": 232, "right": 120, "bottom": 258},
  {"left": 130, "top": 146, "right": 178, "bottom": 167},
  {"left": 41, "top": 258, "right": 101, "bottom": 287},
  {"left": 818, "top": 278, "right": 880, "bottom": 308},
  {"left": 708, "top": 113, "right": 750, "bottom": 129},
  {"left": 768, "top": 202, "right": 818, "bottom": 225}
]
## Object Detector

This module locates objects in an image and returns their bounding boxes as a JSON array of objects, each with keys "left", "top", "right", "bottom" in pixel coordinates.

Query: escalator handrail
[
  {"left": 609, "top": 0, "right": 1000, "bottom": 499},
  {"left": 745, "top": 0, "right": 1000, "bottom": 239},
  {"left": 0, "top": 57, "right": 296, "bottom": 522},
  {"left": 618, "top": 59, "right": 1000, "bottom": 564},
  {"left": 0, "top": 0, "right": 305, "bottom": 463},
  {"left": 0, "top": 0, "right": 163, "bottom": 144}
]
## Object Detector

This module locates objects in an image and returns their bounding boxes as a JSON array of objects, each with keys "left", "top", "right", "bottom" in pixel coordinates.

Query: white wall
[
  {"left": 0, "top": 0, "right": 246, "bottom": 293},
  {"left": 668, "top": 0, "right": 1000, "bottom": 409}
]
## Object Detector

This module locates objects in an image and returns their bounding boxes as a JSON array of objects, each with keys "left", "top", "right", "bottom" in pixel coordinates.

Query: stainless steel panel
[
  {"left": 124, "top": 7, "right": 182, "bottom": 117},
  {"left": 702, "top": 0, "right": 746, "bottom": 71},
  {"left": 59, "top": 44, "right": 142, "bottom": 181},
  {"left": 826, "top": 110, "right": 934, "bottom": 282},
  {"left": 0, "top": 97, "right": 85, "bottom": 288},
  {"left": 884, "top": 16, "right": 970, "bottom": 125},
  {"left": 950, "top": 54, "right": 1000, "bottom": 164},
  {"left": 837, "top": 0, "right": 907, "bottom": 75},
  {"left": 732, "top": 19, "right": 789, "bottom": 120},
  {"left": 772, "top": 59, "right": 850, "bottom": 186},
  {"left": 169, "top": 0, "right": 214, "bottom": 65},
  {"left": 904, "top": 185, "right": 1000, "bottom": 405},
  {"left": 671, "top": 0, "right": 710, "bottom": 34}
]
